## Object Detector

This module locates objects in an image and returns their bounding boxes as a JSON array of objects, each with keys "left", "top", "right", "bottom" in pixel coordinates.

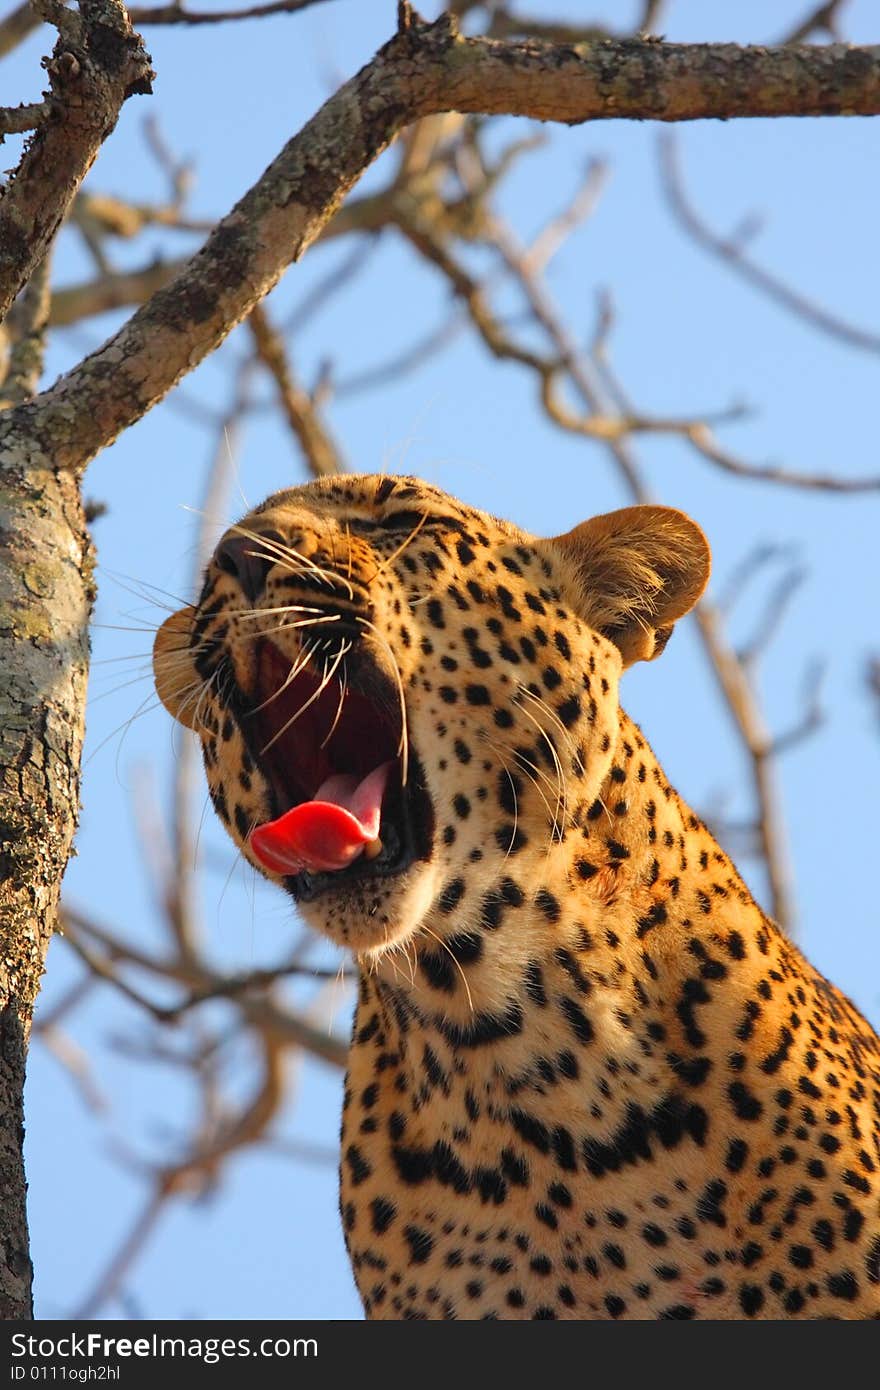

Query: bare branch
[
  {"left": 693, "top": 601, "right": 797, "bottom": 934},
  {"left": 248, "top": 304, "right": 345, "bottom": 477},
  {"left": 5, "top": 18, "right": 880, "bottom": 470},
  {"left": 684, "top": 422, "right": 880, "bottom": 493},
  {"left": 659, "top": 132, "right": 880, "bottom": 358},
  {"left": 336, "top": 309, "right": 466, "bottom": 398},
  {"left": 737, "top": 563, "right": 807, "bottom": 670},
  {"left": 0, "top": 1, "right": 154, "bottom": 325},
  {"left": 0, "top": 101, "right": 54, "bottom": 137},
  {"left": 60, "top": 907, "right": 349, "bottom": 1067},
  {"left": 0, "top": 4, "right": 46, "bottom": 61},
  {"left": 1, "top": 252, "right": 53, "bottom": 406},
  {"left": 128, "top": 0, "right": 339, "bottom": 25},
  {"left": 72, "top": 1188, "right": 165, "bottom": 1320},
  {"left": 48, "top": 260, "right": 186, "bottom": 328},
  {"left": 781, "top": 1, "right": 850, "bottom": 44},
  {"left": 769, "top": 661, "right": 825, "bottom": 757},
  {"left": 867, "top": 658, "right": 880, "bottom": 725}
]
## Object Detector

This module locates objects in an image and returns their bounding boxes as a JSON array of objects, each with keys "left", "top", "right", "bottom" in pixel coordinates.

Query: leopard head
[{"left": 153, "top": 475, "right": 709, "bottom": 957}]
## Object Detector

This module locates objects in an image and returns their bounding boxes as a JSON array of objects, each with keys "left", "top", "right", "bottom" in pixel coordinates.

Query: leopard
[{"left": 153, "top": 472, "right": 880, "bottom": 1320}]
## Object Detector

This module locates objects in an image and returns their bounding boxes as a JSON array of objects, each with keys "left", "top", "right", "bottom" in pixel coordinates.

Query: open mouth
[{"left": 237, "top": 639, "right": 432, "bottom": 902}]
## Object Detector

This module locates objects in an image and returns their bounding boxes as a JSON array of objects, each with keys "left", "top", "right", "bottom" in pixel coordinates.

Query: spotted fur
[{"left": 154, "top": 474, "right": 880, "bottom": 1320}]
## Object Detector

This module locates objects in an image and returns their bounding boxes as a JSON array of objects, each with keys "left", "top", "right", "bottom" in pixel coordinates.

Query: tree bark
[
  {"left": 0, "top": 0, "right": 153, "bottom": 325},
  {"left": 2, "top": 5, "right": 880, "bottom": 1319},
  {"left": 0, "top": 459, "right": 92, "bottom": 1319}
]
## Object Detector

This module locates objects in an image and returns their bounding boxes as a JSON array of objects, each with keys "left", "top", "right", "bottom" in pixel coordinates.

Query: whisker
[
  {"left": 320, "top": 643, "right": 351, "bottom": 749},
  {"left": 516, "top": 698, "right": 568, "bottom": 842},
  {"left": 354, "top": 616, "right": 409, "bottom": 787},
  {"left": 370, "top": 510, "right": 429, "bottom": 581},
  {"left": 258, "top": 641, "right": 347, "bottom": 756}
]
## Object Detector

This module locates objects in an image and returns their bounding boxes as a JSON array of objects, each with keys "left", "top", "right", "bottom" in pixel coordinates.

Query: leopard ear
[
  {"left": 547, "top": 506, "right": 710, "bottom": 667},
  {"left": 152, "top": 606, "right": 201, "bottom": 729}
]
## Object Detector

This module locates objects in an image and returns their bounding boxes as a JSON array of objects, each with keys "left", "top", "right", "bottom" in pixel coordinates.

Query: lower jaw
[{"left": 295, "top": 863, "right": 440, "bottom": 958}]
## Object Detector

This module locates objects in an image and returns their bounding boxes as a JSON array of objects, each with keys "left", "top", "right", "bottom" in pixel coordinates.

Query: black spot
[
  {"left": 345, "top": 1145, "right": 372, "bottom": 1186},
  {"left": 439, "top": 1003, "right": 524, "bottom": 1049},
  {"left": 465, "top": 684, "right": 490, "bottom": 706},
  {"left": 728, "top": 1081, "right": 763, "bottom": 1121},
  {"left": 696, "top": 1179, "right": 728, "bottom": 1228},
  {"left": 511, "top": 1109, "right": 551, "bottom": 1154},
  {"left": 738, "top": 1284, "right": 764, "bottom": 1317},
  {"left": 501, "top": 1149, "right": 530, "bottom": 1187},
  {"left": 575, "top": 858, "right": 598, "bottom": 880},
  {"left": 438, "top": 877, "right": 465, "bottom": 914},
  {"left": 826, "top": 1271, "right": 858, "bottom": 1301},
  {"left": 581, "top": 1095, "right": 704, "bottom": 1179},
  {"left": 426, "top": 599, "right": 445, "bottom": 629},
  {"left": 725, "top": 1138, "right": 749, "bottom": 1174},
  {"left": 404, "top": 1226, "right": 434, "bottom": 1264},
  {"left": 551, "top": 1127, "right": 577, "bottom": 1172},
  {"left": 760, "top": 1026, "right": 794, "bottom": 1075},
  {"left": 497, "top": 771, "right": 522, "bottom": 817},
  {"left": 481, "top": 877, "right": 524, "bottom": 930},
  {"left": 788, "top": 1245, "right": 813, "bottom": 1270},
  {"left": 557, "top": 695, "right": 581, "bottom": 727},
  {"left": 447, "top": 931, "right": 483, "bottom": 965},
  {"left": 420, "top": 951, "right": 455, "bottom": 993},
  {"left": 495, "top": 824, "right": 527, "bottom": 853},
  {"left": 866, "top": 1235, "right": 880, "bottom": 1284},
  {"left": 636, "top": 903, "right": 668, "bottom": 939},
  {"left": 371, "top": 1198, "right": 396, "bottom": 1234},
  {"left": 524, "top": 962, "right": 547, "bottom": 1007},
  {"left": 536, "top": 888, "right": 560, "bottom": 922},
  {"left": 676, "top": 977, "right": 710, "bottom": 1048},
  {"left": 559, "top": 996, "right": 594, "bottom": 1045},
  {"left": 726, "top": 931, "right": 747, "bottom": 960}
]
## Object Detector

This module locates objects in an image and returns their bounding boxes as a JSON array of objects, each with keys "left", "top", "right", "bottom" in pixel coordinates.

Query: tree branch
[
  {"left": 248, "top": 304, "right": 345, "bottom": 477},
  {"left": 128, "top": 0, "right": 338, "bottom": 23},
  {"left": 659, "top": 132, "right": 880, "bottom": 358},
  {"left": 4, "top": 16, "right": 880, "bottom": 471},
  {"left": 0, "top": 1, "right": 154, "bottom": 327}
]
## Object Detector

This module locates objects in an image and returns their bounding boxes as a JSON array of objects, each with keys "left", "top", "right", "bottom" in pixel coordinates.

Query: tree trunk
[{"left": 0, "top": 448, "right": 91, "bottom": 1318}]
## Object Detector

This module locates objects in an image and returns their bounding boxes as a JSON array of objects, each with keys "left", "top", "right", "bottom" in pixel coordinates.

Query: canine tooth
[{"left": 363, "top": 837, "right": 383, "bottom": 860}]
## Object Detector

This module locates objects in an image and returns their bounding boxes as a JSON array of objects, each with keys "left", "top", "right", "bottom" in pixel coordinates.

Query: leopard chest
[{"left": 338, "top": 982, "right": 735, "bottom": 1320}]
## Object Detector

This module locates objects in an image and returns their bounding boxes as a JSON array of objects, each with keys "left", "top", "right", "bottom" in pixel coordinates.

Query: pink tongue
[{"left": 249, "top": 762, "right": 392, "bottom": 876}]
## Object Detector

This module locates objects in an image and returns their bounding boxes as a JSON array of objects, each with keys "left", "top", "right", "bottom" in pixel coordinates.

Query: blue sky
[{"left": 5, "top": 0, "right": 878, "bottom": 1319}]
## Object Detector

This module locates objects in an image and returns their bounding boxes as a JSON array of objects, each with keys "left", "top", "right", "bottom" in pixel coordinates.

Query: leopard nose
[{"left": 214, "top": 529, "right": 283, "bottom": 602}]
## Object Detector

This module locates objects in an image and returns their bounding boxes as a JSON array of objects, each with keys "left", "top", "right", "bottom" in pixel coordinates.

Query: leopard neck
[{"left": 360, "top": 707, "right": 771, "bottom": 1101}]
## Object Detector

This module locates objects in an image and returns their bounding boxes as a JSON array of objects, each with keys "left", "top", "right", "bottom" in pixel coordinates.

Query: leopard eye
[{"left": 380, "top": 509, "right": 427, "bottom": 532}]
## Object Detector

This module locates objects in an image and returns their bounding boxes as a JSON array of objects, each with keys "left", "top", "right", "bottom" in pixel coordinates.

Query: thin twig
[
  {"left": 659, "top": 132, "right": 880, "bottom": 358},
  {"left": 128, "top": 0, "right": 337, "bottom": 23},
  {"left": 1, "top": 250, "right": 53, "bottom": 406},
  {"left": 248, "top": 303, "right": 345, "bottom": 478}
]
